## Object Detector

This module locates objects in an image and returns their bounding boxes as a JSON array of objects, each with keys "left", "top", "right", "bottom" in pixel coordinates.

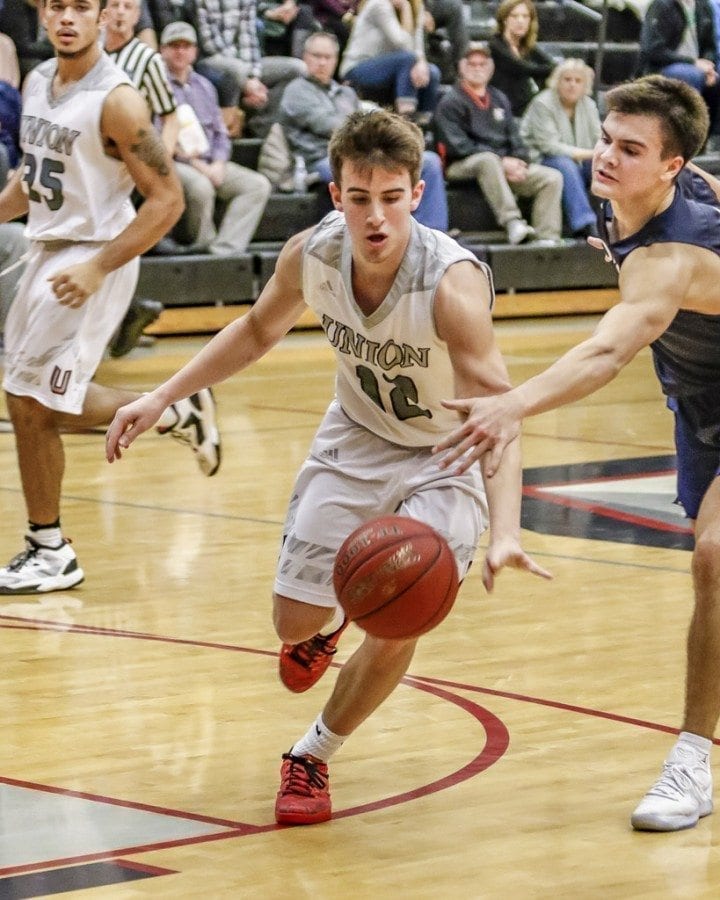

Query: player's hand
[
  {"left": 48, "top": 259, "right": 105, "bottom": 308},
  {"left": 432, "top": 395, "right": 522, "bottom": 476},
  {"left": 481, "top": 537, "right": 552, "bottom": 593},
  {"left": 105, "top": 393, "right": 167, "bottom": 464}
]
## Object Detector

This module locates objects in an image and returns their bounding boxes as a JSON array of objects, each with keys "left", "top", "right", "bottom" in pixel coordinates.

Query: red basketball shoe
[
  {"left": 275, "top": 753, "right": 331, "bottom": 825},
  {"left": 278, "top": 619, "right": 349, "bottom": 693}
]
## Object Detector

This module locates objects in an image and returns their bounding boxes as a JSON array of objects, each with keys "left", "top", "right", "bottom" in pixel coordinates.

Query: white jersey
[
  {"left": 20, "top": 54, "right": 136, "bottom": 242},
  {"left": 303, "top": 212, "right": 494, "bottom": 447}
]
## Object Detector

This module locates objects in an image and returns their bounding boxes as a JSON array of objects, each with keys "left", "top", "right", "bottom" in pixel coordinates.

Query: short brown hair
[
  {"left": 604, "top": 75, "right": 709, "bottom": 162},
  {"left": 328, "top": 109, "right": 424, "bottom": 186}
]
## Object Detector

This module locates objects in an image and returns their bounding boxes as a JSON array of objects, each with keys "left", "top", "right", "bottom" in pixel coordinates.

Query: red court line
[
  {"left": 522, "top": 485, "right": 692, "bottom": 534},
  {"left": 406, "top": 674, "right": 720, "bottom": 746},
  {"left": 0, "top": 616, "right": 510, "bottom": 873}
]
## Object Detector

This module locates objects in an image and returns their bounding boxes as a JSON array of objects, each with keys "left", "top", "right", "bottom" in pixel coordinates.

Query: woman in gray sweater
[{"left": 521, "top": 57, "right": 601, "bottom": 238}]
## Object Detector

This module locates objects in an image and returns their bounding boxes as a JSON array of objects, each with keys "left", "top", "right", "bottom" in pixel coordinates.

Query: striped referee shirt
[{"left": 106, "top": 37, "right": 177, "bottom": 116}]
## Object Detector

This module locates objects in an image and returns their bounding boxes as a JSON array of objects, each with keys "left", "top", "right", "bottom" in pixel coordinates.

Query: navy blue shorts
[{"left": 673, "top": 401, "right": 720, "bottom": 519}]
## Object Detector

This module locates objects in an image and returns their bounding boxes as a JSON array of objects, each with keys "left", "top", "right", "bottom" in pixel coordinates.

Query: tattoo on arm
[{"left": 130, "top": 128, "right": 170, "bottom": 176}]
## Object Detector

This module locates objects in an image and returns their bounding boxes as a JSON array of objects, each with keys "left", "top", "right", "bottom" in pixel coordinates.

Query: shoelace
[
  {"left": 280, "top": 754, "right": 327, "bottom": 796},
  {"left": 647, "top": 763, "right": 707, "bottom": 801},
  {"left": 7, "top": 542, "right": 41, "bottom": 572},
  {"left": 288, "top": 634, "right": 338, "bottom": 669}
]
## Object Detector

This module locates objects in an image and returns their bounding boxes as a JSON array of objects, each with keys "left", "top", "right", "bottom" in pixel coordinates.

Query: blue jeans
[
  {"left": 312, "top": 150, "right": 448, "bottom": 231},
  {"left": 344, "top": 51, "right": 440, "bottom": 113},
  {"left": 661, "top": 62, "right": 720, "bottom": 134},
  {"left": 541, "top": 155, "right": 595, "bottom": 234}
]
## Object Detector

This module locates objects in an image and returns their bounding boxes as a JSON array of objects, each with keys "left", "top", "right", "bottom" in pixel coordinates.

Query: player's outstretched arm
[
  {"left": 106, "top": 230, "right": 309, "bottom": 464},
  {"left": 434, "top": 246, "right": 685, "bottom": 477}
]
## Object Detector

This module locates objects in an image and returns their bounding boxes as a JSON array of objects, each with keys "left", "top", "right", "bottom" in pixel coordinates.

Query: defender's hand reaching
[{"left": 433, "top": 394, "right": 522, "bottom": 476}]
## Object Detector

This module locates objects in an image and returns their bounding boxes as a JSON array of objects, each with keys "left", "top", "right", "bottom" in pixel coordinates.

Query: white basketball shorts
[
  {"left": 3, "top": 240, "right": 138, "bottom": 414},
  {"left": 274, "top": 400, "right": 489, "bottom": 608}
]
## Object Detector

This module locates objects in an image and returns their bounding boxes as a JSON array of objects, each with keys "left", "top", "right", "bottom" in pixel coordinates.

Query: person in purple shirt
[{"left": 159, "top": 21, "right": 271, "bottom": 254}]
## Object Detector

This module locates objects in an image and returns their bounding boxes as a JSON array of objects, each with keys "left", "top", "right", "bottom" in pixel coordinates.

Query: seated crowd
[{"left": 0, "top": 0, "right": 718, "bottom": 351}]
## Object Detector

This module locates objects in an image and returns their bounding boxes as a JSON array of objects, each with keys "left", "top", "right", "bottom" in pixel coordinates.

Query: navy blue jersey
[{"left": 599, "top": 180, "right": 720, "bottom": 445}]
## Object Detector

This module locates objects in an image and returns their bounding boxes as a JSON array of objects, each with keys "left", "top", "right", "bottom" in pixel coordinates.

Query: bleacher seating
[{"left": 131, "top": 1, "right": 657, "bottom": 328}]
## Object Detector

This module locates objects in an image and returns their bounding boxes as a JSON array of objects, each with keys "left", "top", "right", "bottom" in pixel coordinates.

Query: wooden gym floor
[{"left": 1, "top": 310, "right": 717, "bottom": 899}]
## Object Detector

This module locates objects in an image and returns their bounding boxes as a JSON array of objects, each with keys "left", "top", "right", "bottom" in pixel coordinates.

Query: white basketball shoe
[
  {"left": 0, "top": 538, "right": 84, "bottom": 595},
  {"left": 631, "top": 738, "right": 713, "bottom": 831},
  {"left": 157, "top": 388, "right": 221, "bottom": 477}
]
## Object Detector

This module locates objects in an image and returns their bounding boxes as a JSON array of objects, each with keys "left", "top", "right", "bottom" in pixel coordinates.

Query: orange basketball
[{"left": 333, "top": 516, "right": 459, "bottom": 639}]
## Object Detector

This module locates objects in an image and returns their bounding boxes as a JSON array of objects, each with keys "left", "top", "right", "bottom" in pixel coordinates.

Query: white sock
[
  {"left": 678, "top": 731, "right": 713, "bottom": 756},
  {"left": 319, "top": 605, "right": 345, "bottom": 637},
  {"left": 29, "top": 525, "right": 64, "bottom": 548},
  {"left": 291, "top": 714, "right": 348, "bottom": 763}
]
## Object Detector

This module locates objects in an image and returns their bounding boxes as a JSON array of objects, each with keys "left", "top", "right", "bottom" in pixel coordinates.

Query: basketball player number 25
[
  {"left": 356, "top": 364, "right": 431, "bottom": 421},
  {"left": 23, "top": 153, "right": 65, "bottom": 211}
]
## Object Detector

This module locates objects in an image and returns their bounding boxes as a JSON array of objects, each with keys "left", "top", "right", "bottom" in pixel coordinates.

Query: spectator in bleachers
[
  {"left": 0, "top": 78, "right": 20, "bottom": 186},
  {"left": 191, "top": 0, "right": 305, "bottom": 138},
  {"left": 0, "top": 0, "right": 53, "bottom": 84},
  {"left": 520, "top": 57, "right": 600, "bottom": 238},
  {"left": 489, "top": 0, "right": 556, "bottom": 117},
  {"left": 307, "top": 0, "right": 357, "bottom": 56},
  {"left": 144, "top": 0, "right": 196, "bottom": 35},
  {"left": 136, "top": 1, "right": 161, "bottom": 47},
  {"left": 280, "top": 30, "right": 449, "bottom": 229},
  {"left": 0, "top": 32, "right": 20, "bottom": 88},
  {"left": 435, "top": 41, "right": 563, "bottom": 244},
  {"left": 257, "top": 0, "right": 319, "bottom": 58},
  {"left": 0, "top": 222, "right": 28, "bottom": 355},
  {"left": 423, "top": 0, "right": 469, "bottom": 83},
  {"left": 339, "top": 0, "right": 441, "bottom": 126},
  {"left": 159, "top": 21, "right": 271, "bottom": 254},
  {"left": 639, "top": 0, "right": 720, "bottom": 147},
  {"left": 105, "top": 0, "right": 180, "bottom": 155}
]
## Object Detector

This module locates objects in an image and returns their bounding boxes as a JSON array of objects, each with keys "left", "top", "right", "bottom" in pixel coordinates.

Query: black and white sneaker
[
  {"left": 158, "top": 388, "right": 221, "bottom": 477},
  {"left": 0, "top": 538, "right": 84, "bottom": 594}
]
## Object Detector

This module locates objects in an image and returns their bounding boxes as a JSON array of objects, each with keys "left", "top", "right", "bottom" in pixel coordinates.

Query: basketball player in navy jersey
[
  {"left": 434, "top": 75, "right": 720, "bottom": 832},
  {"left": 106, "top": 109, "right": 551, "bottom": 825},
  {"left": 0, "top": 0, "right": 220, "bottom": 595}
]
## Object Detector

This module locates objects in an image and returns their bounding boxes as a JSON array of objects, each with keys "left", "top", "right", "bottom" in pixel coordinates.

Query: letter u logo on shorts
[{"left": 50, "top": 366, "right": 71, "bottom": 396}]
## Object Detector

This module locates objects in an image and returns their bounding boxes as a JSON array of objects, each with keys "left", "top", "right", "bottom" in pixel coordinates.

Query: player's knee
[
  {"left": 6, "top": 392, "right": 55, "bottom": 429},
  {"left": 692, "top": 534, "right": 720, "bottom": 592},
  {"left": 273, "top": 593, "right": 334, "bottom": 643}
]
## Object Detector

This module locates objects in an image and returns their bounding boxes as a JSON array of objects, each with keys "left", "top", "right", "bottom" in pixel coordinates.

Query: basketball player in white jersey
[
  {"left": 106, "top": 109, "right": 551, "bottom": 825},
  {"left": 0, "top": 0, "right": 221, "bottom": 595}
]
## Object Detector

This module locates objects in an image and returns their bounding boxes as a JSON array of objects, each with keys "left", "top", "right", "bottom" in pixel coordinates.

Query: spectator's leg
[
  {"left": 311, "top": 156, "right": 333, "bottom": 183},
  {"left": 196, "top": 56, "right": 251, "bottom": 137},
  {"left": 175, "top": 161, "right": 217, "bottom": 250},
  {"left": 541, "top": 154, "right": 596, "bottom": 235},
  {"left": 211, "top": 163, "right": 272, "bottom": 255},
  {"left": 259, "top": 56, "right": 307, "bottom": 88},
  {"left": 416, "top": 63, "right": 441, "bottom": 116},
  {"left": 413, "top": 150, "right": 448, "bottom": 231},
  {"left": 0, "top": 221, "right": 28, "bottom": 343},
  {"left": 345, "top": 52, "right": 415, "bottom": 111},
  {"left": 660, "top": 62, "right": 706, "bottom": 92},
  {"left": 511, "top": 163, "right": 564, "bottom": 241},
  {"left": 425, "top": 0, "right": 468, "bottom": 67},
  {"left": 446, "top": 151, "right": 524, "bottom": 230}
]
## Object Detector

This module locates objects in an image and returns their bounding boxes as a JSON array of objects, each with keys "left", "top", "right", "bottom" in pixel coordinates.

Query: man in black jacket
[
  {"left": 434, "top": 42, "right": 562, "bottom": 245},
  {"left": 639, "top": 0, "right": 720, "bottom": 143}
]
